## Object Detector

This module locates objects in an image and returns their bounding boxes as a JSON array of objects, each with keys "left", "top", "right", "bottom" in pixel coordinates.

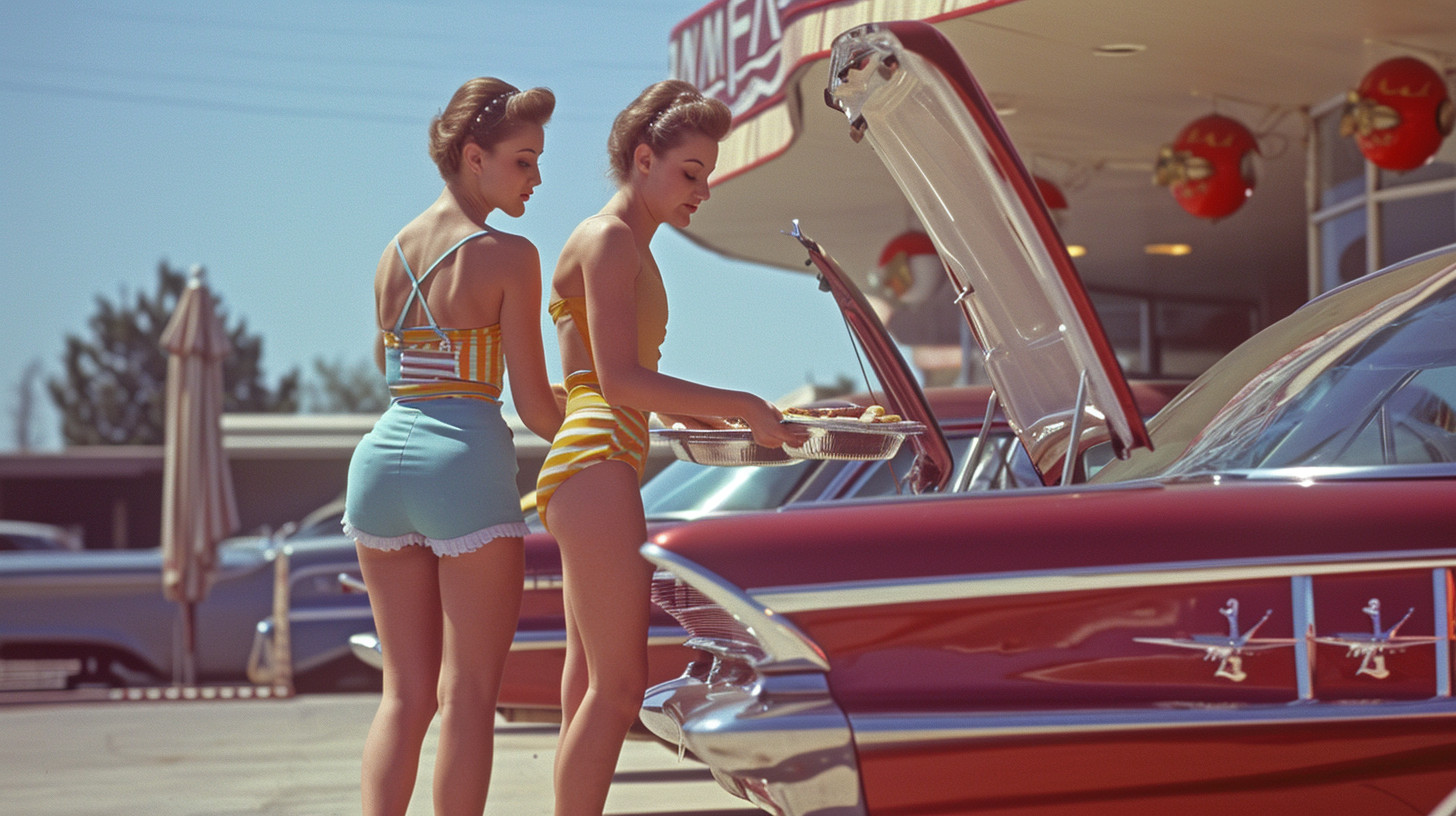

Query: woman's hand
[
  {"left": 656, "top": 413, "right": 734, "bottom": 430},
  {"left": 738, "top": 396, "right": 812, "bottom": 450}
]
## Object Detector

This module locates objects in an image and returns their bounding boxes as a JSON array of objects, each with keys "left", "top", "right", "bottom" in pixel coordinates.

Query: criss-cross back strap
[{"left": 390, "top": 229, "right": 492, "bottom": 345}]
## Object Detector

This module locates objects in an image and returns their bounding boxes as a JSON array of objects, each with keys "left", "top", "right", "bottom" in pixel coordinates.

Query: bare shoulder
[
  {"left": 459, "top": 227, "right": 539, "bottom": 274},
  {"left": 571, "top": 214, "right": 638, "bottom": 269}
]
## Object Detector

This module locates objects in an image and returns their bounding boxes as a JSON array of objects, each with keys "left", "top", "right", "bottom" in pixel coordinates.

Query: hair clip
[{"left": 472, "top": 90, "right": 517, "bottom": 133}]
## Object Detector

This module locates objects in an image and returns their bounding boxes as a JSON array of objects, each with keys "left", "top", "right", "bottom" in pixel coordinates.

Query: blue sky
[{"left": 0, "top": 1, "right": 866, "bottom": 450}]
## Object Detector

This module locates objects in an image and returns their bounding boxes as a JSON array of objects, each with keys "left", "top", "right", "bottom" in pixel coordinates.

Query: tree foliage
[
  {"left": 48, "top": 261, "right": 299, "bottom": 445},
  {"left": 301, "top": 356, "right": 389, "bottom": 414}
]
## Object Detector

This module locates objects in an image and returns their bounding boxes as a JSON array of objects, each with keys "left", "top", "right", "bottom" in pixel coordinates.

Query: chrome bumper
[{"left": 641, "top": 671, "right": 866, "bottom": 816}]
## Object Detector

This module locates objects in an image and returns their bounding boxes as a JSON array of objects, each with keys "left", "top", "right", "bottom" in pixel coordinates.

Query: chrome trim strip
[
  {"left": 287, "top": 606, "right": 374, "bottom": 623},
  {"left": 524, "top": 573, "right": 563, "bottom": 591},
  {"left": 953, "top": 389, "right": 999, "bottom": 493},
  {"left": 1436, "top": 568, "right": 1452, "bottom": 698},
  {"left": 1291, "top": 574, "right": 1315, "bottom": 701},
  {"left": 287, "top": 561, "right": 361, "bottom": 589},
  {"left": 1060, "top": 370, "right": 1088, "bottom": 488},
  {"left": 507, "top": 626, "right": 685, "bottom": 652},
  {"left": 642, "top": 543, "right": 829, "bottom": 672},
  {"left": 749, "top": 549, "right": 1456, "bottom": 613},
  {"left": 849, "top": 698, "right": 1456, "bottom": 747}
]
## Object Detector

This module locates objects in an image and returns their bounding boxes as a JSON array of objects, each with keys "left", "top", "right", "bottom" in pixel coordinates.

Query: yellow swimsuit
[{"left": 535, "top": 270, "right": 668, "bottom": 531}]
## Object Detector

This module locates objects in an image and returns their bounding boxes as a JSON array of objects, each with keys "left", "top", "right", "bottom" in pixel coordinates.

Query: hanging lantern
[
  {"left": 869, "top": 231, "right": 942, "bottom": 306},
  {"left": 1154, "top": 114, "right": 1259, "bottom": 220},
  {"left": 1033, "top": 175, "right": 1068, "bottom": 210},
  {"left": 1033, "top": 175, "right": 1069, "bottom": 229},
  {"left": 1340, "top": 57, "right": 1454, "bottom": 172}
]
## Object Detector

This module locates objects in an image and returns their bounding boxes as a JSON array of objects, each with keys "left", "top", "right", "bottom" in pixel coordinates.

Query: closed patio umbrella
[{"left": 160, "top": 265, "right": 239, "bottom": 686}]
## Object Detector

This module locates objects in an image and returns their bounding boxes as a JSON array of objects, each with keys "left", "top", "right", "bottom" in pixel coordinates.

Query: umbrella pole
[{"left": 175, "top": 600, "right": 198, "bottom": 686}]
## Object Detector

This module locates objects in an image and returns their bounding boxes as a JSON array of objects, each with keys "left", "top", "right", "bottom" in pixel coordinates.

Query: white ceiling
[{"left": 679, "top": 0, "right": 1456, "bottom": 322}]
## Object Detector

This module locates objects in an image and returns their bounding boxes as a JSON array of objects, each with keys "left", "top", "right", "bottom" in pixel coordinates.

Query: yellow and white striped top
[
  {"left": 384, "top": 324, "right": 504, "bottom": 403},
  {"left": 382, "top": 229, "right": 505, "bottom": 404}
]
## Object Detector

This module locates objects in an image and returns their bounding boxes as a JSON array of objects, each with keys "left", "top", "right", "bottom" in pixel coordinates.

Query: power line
[
  {"left": 0, "top": 79, "right": 422, "bottom": 127},
  {"left": 3, "top": 58, "right": 430, "bottom": 107}
]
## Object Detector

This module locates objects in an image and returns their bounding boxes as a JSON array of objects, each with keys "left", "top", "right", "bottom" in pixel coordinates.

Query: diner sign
[
  {"left": 669, "top": 0, "right": 1005, "bottom": 118},
  {"left": 670, "top": 0, "right": 792, "bottom": 117}
]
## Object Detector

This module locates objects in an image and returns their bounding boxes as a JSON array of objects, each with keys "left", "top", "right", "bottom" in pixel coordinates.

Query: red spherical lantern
[
  {"left": 1033, "top": 175, "right": 1068, "bottom": 210},
  {"left": 1340, "top": 57, "right": 1454, "bottom": 172},
  {"left": 1033, "top": 175, "right": 1068, "bottom": 229},
  {"left": 1153, "top": 114, "right": 1259, "bottom": 220}
]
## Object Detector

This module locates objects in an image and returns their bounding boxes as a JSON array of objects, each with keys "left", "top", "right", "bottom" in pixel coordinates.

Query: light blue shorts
[{"left": 342, "top": 398, "right": 528, "bottom": 557}]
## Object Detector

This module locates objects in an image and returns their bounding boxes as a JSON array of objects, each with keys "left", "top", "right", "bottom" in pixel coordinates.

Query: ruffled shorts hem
[{"left": 342, "top": 518, "right": 530, "bottom": 558}]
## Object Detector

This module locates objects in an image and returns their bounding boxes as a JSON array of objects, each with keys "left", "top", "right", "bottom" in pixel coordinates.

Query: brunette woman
[
  {"left": 536, "top": 79, "right": 808, "bottom": 815},
  {"left": 342, "top": 77, "right": 563, "bottom": 816}
]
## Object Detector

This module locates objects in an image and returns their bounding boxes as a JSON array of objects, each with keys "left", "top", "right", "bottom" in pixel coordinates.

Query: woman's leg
[
  {"left": 547, "top": 461, "right": 653, "bottom": 816},
  {"left": 558, "top": 577, "right": 587, "bottom": 738},
  {"left": 431, "top": 535, "right": 524, "bottom": 816},
  {"left": 357, "top": 543, "right": 443, "bottom": 816}
]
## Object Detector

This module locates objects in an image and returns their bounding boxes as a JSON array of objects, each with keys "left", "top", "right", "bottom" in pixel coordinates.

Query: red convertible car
[{"left": 638, "top": 21, "right": 1456, "bottom": 816}]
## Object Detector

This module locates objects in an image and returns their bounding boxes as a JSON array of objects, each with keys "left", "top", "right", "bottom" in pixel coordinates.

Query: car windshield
[
  {"left": 641, "top": 459, "right": 818, "bottom": 520},
  {"left": 1165, "top": 278, "right": 1456, "bottom": 475}
]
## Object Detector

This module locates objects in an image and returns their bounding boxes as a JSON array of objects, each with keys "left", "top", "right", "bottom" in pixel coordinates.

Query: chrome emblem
[
  {"left": 1136, "top": 599, "right": 1295, "bottom": 682},
  {"left": 1312, "top": 598, "right": 1438, "bottom": 680}
]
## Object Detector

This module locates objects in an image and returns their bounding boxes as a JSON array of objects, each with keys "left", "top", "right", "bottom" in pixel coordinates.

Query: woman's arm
[
  {"left": 580, "top": 221, "right": 807, "bottom": 449},
  {"left": 498, "top": 238, "right": 564, "bottom": 442}
]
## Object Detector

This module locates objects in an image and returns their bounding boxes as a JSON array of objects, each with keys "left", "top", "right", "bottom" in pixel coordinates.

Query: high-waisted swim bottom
[{"left": 343, "top": 397, "right": 528, "bottom": 557}]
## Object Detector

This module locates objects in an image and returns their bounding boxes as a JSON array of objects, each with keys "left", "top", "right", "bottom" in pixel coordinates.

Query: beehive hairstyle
[
  {"left": 606, "top": 79, "right": 731, "bottom": 184},
  {"left": 428, "top": 77, "right": 555, "bottom": 179}
]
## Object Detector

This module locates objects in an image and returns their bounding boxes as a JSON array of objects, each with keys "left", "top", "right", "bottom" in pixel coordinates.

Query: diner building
[{"left": 664, "top": 0, "right": 1455, "bottom": 383}]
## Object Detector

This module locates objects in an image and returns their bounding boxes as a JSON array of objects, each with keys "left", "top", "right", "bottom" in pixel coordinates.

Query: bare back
[{"left": 376, "top": 198, "right": 529, "bottom": 331}]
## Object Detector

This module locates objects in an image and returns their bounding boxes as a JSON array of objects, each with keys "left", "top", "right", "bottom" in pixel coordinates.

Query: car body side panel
[{"left": 853, "top": 713, "right": 1456, "bottom": 815}]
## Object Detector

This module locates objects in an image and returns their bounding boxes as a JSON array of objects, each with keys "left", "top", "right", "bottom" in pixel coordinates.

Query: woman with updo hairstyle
[
  {"left": 536, "top": 78, "right": 808, "bottom": 815},
  {"left": 342, "top": 76, "right": 563, "bottom": 816}
]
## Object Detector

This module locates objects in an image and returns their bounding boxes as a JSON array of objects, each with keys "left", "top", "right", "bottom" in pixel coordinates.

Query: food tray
[
  {"left": 781, "top": 417, "right": 925, "bottom": 461},
  {"left": 652, "top": 419, "right": 924, "bottom": 467},
  {"left": 652, "top": 428, "right": 796, "bottom": 467}
]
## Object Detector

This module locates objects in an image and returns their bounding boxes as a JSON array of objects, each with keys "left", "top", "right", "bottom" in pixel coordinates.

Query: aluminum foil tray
[
  {"left": 782, "top": 417, "right": 925, "bottom": 461},
  {"left": 653, "top": 419, "right": 925, "bottom": 466},
  {"left": 651, "top": 428, "right": 797, "bottom": 467}
]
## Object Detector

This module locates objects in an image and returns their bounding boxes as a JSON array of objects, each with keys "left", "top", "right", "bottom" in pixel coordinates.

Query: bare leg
[
  {"left": 558, "top": 579, "right": 587, "bottom": 738},
  {"left": 432, "top": 536, "right": 525, "bottom": 816},
  {"left": 357, "top": 543, "right": 443, "bottom": 816},
  {"left": 547, "top": 461, "right": 653, "bottom": 816}
]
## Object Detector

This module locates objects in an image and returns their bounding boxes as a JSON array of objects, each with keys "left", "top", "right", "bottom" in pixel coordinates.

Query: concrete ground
[{"left": 0, "top": 691, "right": 759, "bottom": 816}]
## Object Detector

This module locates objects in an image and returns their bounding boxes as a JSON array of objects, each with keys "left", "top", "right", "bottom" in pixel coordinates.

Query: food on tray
[{"left": 783, "top": 404, "right": 903, "bottom": 424}]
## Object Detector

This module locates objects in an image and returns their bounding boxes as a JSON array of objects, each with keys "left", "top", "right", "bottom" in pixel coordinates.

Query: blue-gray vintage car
[{"left": 0, "top": 504, "right": 371, "bottom": 691}]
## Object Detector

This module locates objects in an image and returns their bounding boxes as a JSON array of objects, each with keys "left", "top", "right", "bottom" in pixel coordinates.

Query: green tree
[
  {"left": 48, "top": 261, "right": 299, "bottom": 445},
  {"left": 301, "top": 356, "right": 389, "bottom": 414}
]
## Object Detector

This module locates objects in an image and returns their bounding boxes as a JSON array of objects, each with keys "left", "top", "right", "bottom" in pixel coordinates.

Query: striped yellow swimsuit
[{"left": 535, "top": 270, "right": 668, "bottom": 532}]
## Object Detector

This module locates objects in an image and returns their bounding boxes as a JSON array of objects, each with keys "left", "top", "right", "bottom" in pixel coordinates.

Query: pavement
[{"left": 0, "top": 691, "right": 759, "bottom": 816}]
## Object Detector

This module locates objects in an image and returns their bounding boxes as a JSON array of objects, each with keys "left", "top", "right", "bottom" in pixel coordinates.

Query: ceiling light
[
  {"left": 1094, "top": 43, "right": 1146, "bottom": 57},
  {"left": 1145, "top": 243, "right": 1192, "bottom": 256},
  {"left": 1066, "top": 245, "right": 1087, "bottom": 257}
]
